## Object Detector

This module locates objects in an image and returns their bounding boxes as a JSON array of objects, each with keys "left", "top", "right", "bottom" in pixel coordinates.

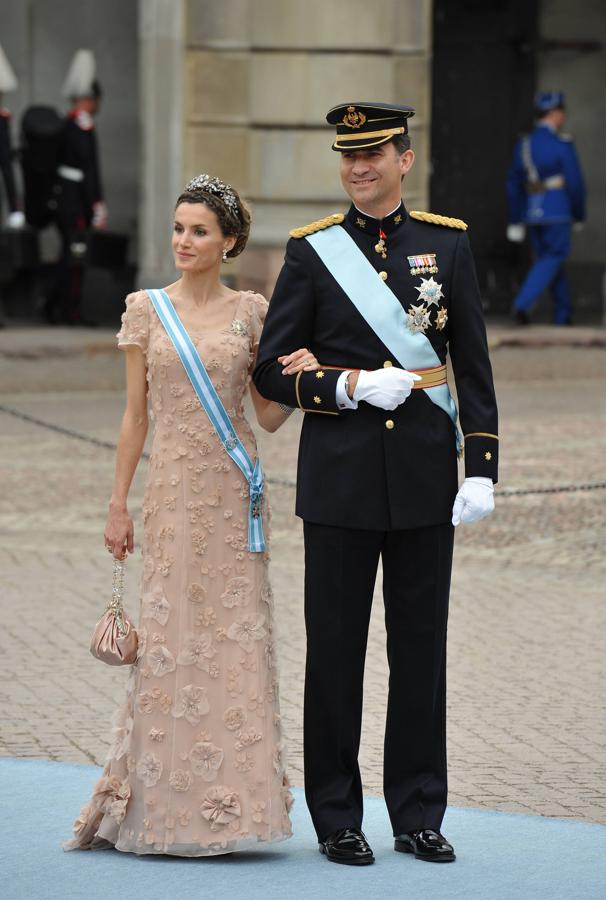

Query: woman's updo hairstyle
[{"left": 175, "top": 174, "right": 251, "bottom": 259}]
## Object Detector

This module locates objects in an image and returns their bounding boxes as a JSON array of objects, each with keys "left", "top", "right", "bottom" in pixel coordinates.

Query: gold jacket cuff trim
[
  {"left": 464, "top": 432, "right": 499, "bottom": 440},
  {"left": 295, "top": 370, "right": 339, "bottom": 415}
]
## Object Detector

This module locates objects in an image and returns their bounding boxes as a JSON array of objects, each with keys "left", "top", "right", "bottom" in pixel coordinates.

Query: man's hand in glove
[
  {"left": 352, "top": 368, "right": 422, "bottom": 411},
  {"left": 451, "top": 476, "right": 495, "bottom": 526}
]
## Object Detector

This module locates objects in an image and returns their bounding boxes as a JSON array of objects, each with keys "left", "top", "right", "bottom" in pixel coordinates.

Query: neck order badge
[
  {"left": 305, "top": 229, "right": 461, "bottom": 453},
  {"left": 146, "top": 289, "right": 266, "bottom": 553}
]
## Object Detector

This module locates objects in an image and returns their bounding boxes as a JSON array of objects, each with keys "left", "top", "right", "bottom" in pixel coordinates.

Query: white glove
[
  {"left": 506, "top": 224, "right": 525, "bottom": 243},
  {"left": 6, "top": 210, "right": 25, "bottom": 229},
  {"left": 92, "top": 201, "right": 108, "bottom": 229},
  {"left": 452, "top": 476, "right": 494, "bottom": 526},
  {"left": 353, "top": 368, "right": 422, "bottom": 411}
]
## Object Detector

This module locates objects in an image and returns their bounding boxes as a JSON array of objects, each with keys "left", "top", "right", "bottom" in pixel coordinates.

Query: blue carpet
[{"left": 0, "top": 759, "right": 604, "bottom": 900}]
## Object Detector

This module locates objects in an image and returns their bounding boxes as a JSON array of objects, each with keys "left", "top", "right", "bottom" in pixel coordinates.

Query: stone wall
[{"left": 184, "top": 0, "right": 434, "bottom": 293}]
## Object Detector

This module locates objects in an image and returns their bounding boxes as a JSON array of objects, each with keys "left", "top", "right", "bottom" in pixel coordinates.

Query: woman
[{"left": 64, "top": 174, "right": 316, "bottom": 856}]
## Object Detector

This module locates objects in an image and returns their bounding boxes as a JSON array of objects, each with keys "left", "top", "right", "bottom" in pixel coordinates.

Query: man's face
[
  {"left": 77, "top": 96, "right": 99, "bottom": 116},
  {"left": 339, "top": 143, "right": 414, "bottom": 210}
]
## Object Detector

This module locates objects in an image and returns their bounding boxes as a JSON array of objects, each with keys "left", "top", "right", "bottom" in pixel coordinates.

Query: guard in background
[
  {"left": 506, "top": 91, "right": 586, "bottom": 325},
  {"left": 0, "top": 44, "right": 26, "bottom": 326},
  {"left": 254, "top": 103, "right": 498, "bottom": 866},
  {"left": 46, "top": 49, "right": 107, "bottom": 324},
  {"left": 0, "top": 44, "right": 25, "bottom": 231}
]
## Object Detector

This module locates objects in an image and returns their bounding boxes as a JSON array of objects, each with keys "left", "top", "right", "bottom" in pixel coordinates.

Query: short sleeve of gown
[
  {"left": 116, "top": 291, "right": 150, "bottom": 353},
  {"left": 249, "top": 292, "right": 269, "bottom": 360}
]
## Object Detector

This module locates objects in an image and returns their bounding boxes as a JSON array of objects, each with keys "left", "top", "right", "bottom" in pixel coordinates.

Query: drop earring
[{"left": 222, "top": 248, "right": 228, "bottom": 262}]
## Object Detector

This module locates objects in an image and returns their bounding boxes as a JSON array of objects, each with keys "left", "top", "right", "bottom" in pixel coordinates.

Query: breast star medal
[
  {"left": 435, "top": 306, "right": 448, "bottom": 330},
  {"left": 414, "top": 276, "right": 444, "bottom": 307},
  {"left": 406, "top": 303, "right": 431, "bottom": 334}
]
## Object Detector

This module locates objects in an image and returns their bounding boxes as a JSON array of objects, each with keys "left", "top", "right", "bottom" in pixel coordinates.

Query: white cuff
[
  {"left": 336, "top": 371, "right": 358, "bottom": 410},
  {"left": 465, "top": 476, "right": 494, "bottom": 490}
]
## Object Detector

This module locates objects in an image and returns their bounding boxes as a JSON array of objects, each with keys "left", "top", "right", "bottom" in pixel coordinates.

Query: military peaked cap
[
  {"left": 326, "top": 102, "right": 415, "bottom": 151},
  {"left": 535, "top": 91, "right": 565, "bottom": 113}
]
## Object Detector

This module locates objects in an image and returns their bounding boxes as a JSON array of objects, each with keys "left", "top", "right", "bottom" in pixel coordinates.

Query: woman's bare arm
[
  {"left": 104, "top": 346, "right": 149, "bottom": 557},
  {"left": 250, "top": 347, "right": 318, "bottom": 432}
]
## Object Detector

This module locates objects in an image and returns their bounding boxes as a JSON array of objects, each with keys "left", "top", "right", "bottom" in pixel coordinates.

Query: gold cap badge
[{"left": 342, "top": 106, "right": 367, "bottom": 129}]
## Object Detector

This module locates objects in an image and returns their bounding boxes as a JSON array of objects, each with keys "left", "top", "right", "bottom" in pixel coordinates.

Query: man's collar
[{"left": 346, "top": 200, "right": 407, "bottom": 236}]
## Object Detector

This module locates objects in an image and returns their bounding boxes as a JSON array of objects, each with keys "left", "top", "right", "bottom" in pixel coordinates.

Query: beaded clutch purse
[{"left": 90, "top": 557, "right": 138, "bottom": 666}]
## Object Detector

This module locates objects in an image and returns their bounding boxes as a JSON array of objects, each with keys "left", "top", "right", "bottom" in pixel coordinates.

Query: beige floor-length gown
[{"left": 64, "top": 289, "right": 293, "bottom": 856}]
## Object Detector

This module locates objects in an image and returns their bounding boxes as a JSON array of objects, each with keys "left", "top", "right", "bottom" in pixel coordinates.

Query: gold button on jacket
[
  {"left": 383, "top": 360, "right": 393, "bottom": 368},
  {"left": 385, "top": 419, "right": 395, "bottom": 430}
]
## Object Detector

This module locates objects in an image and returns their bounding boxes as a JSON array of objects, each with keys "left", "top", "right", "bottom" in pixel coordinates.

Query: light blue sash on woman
[
  {"left": 147, "top": 288, "right": 266, "bottom": 553},
  {"left": 306, "top": 226, "right": 461, "bottom": 453}
]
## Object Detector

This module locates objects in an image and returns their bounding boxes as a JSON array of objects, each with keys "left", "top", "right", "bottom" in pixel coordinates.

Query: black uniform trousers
[
  {"left": 303, "top": 519, "right": 454, "bottom": 841},
  {"left": 47, "top": 181, "right": 90, "bottom": 324}
]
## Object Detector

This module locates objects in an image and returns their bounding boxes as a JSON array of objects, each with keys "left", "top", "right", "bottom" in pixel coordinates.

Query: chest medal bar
[{"left": 407, "top": 253, "right": 438, "bottom": 275}]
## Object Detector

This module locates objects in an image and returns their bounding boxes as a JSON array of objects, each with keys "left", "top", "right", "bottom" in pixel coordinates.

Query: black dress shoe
[
  {"left": 319, "top": 827, "right": 375, "bottom": 866},
  {"left": 394, "top": 829, "right": 456, "bottom": 862},
  {"left": 513, "top": 309, "right": 531, "bottom": 326}
]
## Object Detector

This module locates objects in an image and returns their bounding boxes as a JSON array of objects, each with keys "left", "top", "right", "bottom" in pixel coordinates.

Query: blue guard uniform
[{"left": 507, "top": 91, "right": 585, "bottom": 324}]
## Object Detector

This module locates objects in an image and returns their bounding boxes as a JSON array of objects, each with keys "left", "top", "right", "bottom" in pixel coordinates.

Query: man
[
  {"left": 507, "top": 91, "right": 585, "bottom": 325},
  {"left": 0, "top": 43, "right": 25, "bottom": 327},
  {"left": 46, "top": 49, "right": 107, "bottom": 324},
  {"left": 253, "top": 102, "right": 498, "bottom": 866},
  {"left": 0, "top": 44, "right": 25, "bottom": 230}
]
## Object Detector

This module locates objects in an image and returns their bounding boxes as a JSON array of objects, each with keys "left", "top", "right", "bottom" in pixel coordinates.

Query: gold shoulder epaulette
[
  {"left": 289, "top": 213, "right": 345, "bottom": 239},
  {"left": 409, "top": 210, "right": 468, "bottom": 231}
]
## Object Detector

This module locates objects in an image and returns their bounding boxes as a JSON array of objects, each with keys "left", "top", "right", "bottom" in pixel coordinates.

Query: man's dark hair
[{"left": 392, "top": 133, "right": 411, "bottom": 154}]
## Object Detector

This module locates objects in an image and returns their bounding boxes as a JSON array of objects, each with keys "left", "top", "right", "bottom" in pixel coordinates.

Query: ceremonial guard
[
  {"left": 47, "top": 49, "right": 107, "bottom": 324},
  {"left": 254, "top": 103, "right": 498, "bottom": 866},
  {"left": 0, "top": 44, "right": 25, "bottom": 230},
  {"left": 507, "top": 91, "right": 586, "bottom": 325},
  {"left": 0, "top": 44, "right": 25, "bottom": 326}
]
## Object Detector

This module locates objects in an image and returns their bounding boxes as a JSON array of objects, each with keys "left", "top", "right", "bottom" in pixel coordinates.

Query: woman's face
[{"left": 172, "top": 202, "right": 236, "bottom": 273}]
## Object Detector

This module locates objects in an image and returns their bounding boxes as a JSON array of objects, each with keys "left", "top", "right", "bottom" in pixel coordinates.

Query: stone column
[
  {"left": 184, "top": 0, "right": 433, "bottom": 294},
  {"left": 138, "top": 0, "right": 185, "bottom": 288}
]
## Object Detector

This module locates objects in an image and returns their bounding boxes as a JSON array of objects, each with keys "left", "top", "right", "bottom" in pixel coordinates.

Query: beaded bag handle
[{"left": 108, "top": 557, "right": 128, "bottom": 637}]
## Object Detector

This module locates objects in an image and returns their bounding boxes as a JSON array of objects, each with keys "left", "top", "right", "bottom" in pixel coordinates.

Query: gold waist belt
[{"left": 322, "top": 363, "right": 448, "bottom": 390}]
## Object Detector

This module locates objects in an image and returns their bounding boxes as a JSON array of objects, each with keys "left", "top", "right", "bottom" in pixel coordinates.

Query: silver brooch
[{"left": 230, "top": 319, "right": 248, "bottom": 337}]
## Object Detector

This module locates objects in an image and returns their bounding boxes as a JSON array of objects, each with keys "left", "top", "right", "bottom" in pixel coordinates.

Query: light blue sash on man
[
  {"left": 306, "top": 226, "right": 461, "bottom": 452},
  {"left": 147, "top": 288, "right": 266, "bottom": 553}
]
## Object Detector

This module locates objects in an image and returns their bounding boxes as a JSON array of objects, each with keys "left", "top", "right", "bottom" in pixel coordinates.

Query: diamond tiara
[{"left": 183, "top": 174, "right": 239, "bottom": 214}]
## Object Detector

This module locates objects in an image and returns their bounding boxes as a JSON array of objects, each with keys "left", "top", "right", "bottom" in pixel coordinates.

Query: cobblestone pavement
[{"left": 0, "top": 326, "right": 605, "bottom": 826}]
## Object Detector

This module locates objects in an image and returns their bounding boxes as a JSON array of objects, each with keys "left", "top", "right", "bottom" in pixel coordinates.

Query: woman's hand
[
  {"left": 104, "top": 503, "right": 134, "bottom": 559},
  {"left": 278, "top": 348, "right": 320, "bottom": 376}
]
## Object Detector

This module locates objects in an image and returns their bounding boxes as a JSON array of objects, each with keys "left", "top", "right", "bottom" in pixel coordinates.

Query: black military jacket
[
  {"left": 0, "top": 109, "right": 17, "bottom": 213},
  {"left": 56, "top": 110, "right": 103, "bottom": 224},
  {"left": 253, "top": 201, "right": 498, "bottom": 531}
]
